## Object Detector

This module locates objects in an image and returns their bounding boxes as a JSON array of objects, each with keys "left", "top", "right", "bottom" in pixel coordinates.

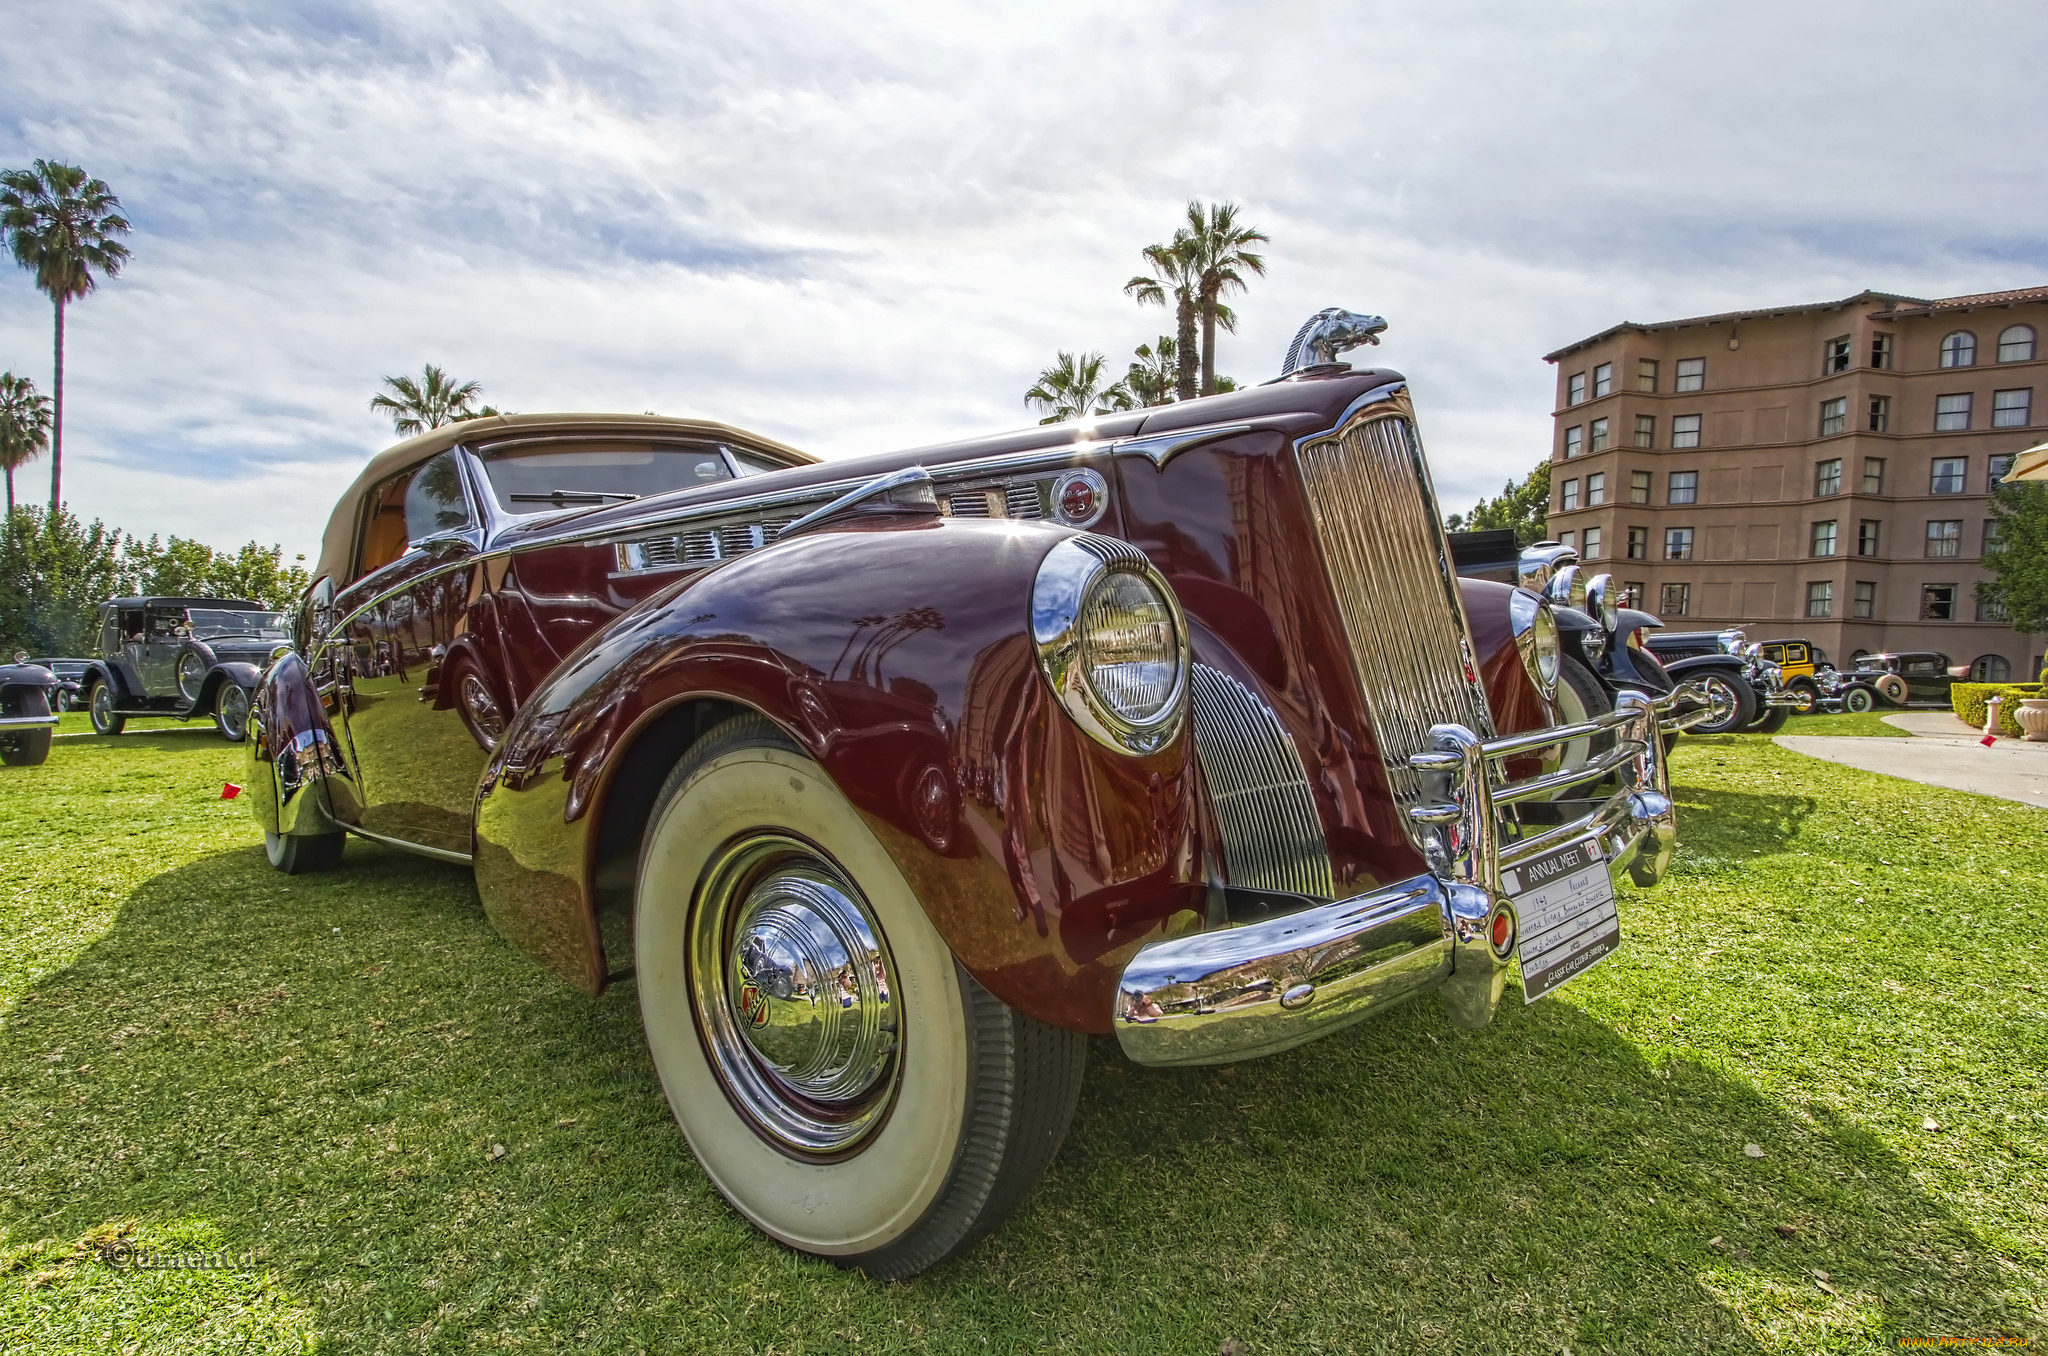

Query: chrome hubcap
[
  {"left": 459, "top": 672, "right": 504, "bottom": 745},
  {"left": 177, "top": 653, "right": 206, "bottom": 703},
  {"left": 690, "top": 834, "right": 899, "bottom": 1156},
  {"left": 219, "top": 685, "right": 249, "bottom": 733},
  {"left": 1702, "top": 677, "right": 1739, "bottom": 727},
  {"left": 91, "top": 685, "right": 112, "bottom": 728}
]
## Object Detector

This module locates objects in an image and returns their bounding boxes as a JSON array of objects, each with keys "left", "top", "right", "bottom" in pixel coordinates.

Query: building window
[
  {"left": 1622, "top": 581, "right": 1645, "bottom": 607},
  {"left": 1582, "top": 526, "right": 1602, "bottom": 559},
  {"left": 1819, "top": 398, "right": 1847, "bottom": 437},
  {"left": 1993, "top": 388, "right": 2032, "bottom": 427},
  {"left": 1664, "top": 526, "right": 1694, "bottom": 560},
  {"left": 1671, "top": 413, "right": 1702, "bottom": 448},
  {"left": 1925, "top": 520, "right": 1961, "bottom": 558},
  {"left": 1586, "top": 471, "right": 1607, "bottom": 505},
  {"left": 1939, "top": 332, "right": 1976, "bottom": 368},
  {"left": 1806, "top": 581, "right": 1833, "bottom": 617},
  {"left": 1868, "top": 394, "right": 1890, "bottom": 432},
  {"left": 1632, "top": 414, "right": 1655, "bottom": 448},
  {"left": 1853, "top": 580, "right": 1877, "bottom": 619},
  {"left": 1637, "top": 359, "right": 1659, "bottom": 393},
  {"left": 1668, "top": 471, "right": 1698, "bottom": 504},
  {"left": 1567, "top": 372, "right": 1587, "bottom": 406},
  {"left": 1861, "top": 457, "right": 1886, "bottom": 494},
  {"left": 1858, "top": 519, "right": 1881, "bottom": 556},
  {"left": 1990, "top": 452, "right": 2017, "bottom": 485},
  {"left": 1815, "top": 458, "right": 1842, "bottom": 495},
  {"left": 1660, "top": 582, "right": 1691, "bottom": 616},
  {"left": 1557, "top": 530, "right": 1576, "bottom": 550},
  {"left": 1563, "top": 425, "right": 1583, "bottom": 458},
  {"left": 1823, "top": 335, "right": 1851, "bottom": 374},
  {"left": 1978, "top": 596, "right": 2008, "bottom": 624},
  {"left": 1811, "top": 520, "right": 1838, "bottom": 556},
  {"left": 1630, "top": 470, "right": 1652, "bottom": 504},
  {"left": 1871, "top": 333, "right": 1894, "bottom": 369},
  {"left": 1560, "top": 478, "right": 1581, "bottom": 511},
  {"left": 1626, "top": 526, "right": 1648, "bottom": 560},
  {"left": 1973, "top": 654, "right": 2011, "bottom": 680},
  {"left": 1997, "top": 325, "right": 2036, "bottom": 362},
  {"left": 1589, "top": 417, "right": 1610, "bottom": 452},
  {"left": 1592, "top": 362, "right": 1613, "bottom": 398},
  {"left": 1920, "top": 583, "right": 1956, "bottom": 620},
  {"left": 1934, "top": 393, "right": 1972, "bottom": 431},
  {"left": 1930, "top": 457, "right": 1966, "bottom": 494},
  {"left": 1983, "top": 518, "right": 1999, "bottom": 553}
]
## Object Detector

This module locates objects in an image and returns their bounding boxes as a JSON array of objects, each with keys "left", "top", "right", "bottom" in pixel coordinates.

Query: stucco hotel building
[{"left": 1544, "top": 286, "right": 2046, "bottom": 681}]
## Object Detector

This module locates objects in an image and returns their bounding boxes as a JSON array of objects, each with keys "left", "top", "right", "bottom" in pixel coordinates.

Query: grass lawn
[{"left": 1, "top": 724, "right": 2042, "bottom": 1353}]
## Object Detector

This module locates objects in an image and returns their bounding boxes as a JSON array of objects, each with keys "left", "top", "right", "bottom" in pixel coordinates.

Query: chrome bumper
[
  {"left": 1114, "top": 690, "right": 1673, "bottom": 1067},
  {"left": 0, "top": 712, "right": 60, "bottom": 730}
]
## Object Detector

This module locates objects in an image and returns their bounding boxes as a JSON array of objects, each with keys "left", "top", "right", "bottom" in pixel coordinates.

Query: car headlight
[
  {"left": 1508, "top": 587, "right": 1560, "bottom": 700},
  {"left": 1032, "top": 536, "right": 1188, "bottom": 754}
]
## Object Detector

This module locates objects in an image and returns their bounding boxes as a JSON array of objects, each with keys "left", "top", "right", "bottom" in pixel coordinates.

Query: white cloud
[{"left": 2, "top": 0, "right": 2043, "bottom": 556}]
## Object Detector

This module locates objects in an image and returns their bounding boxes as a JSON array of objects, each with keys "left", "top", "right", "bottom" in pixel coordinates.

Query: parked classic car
[
  {"left": 0, "top": 661, "right": 59, "bottom": 766},
  {"left": 1755, "top": 639, "right": 1829, "bottom": 713},
  {"left": 81, "top": 597, "right": 288, "bottom": 741},
  {"left": 25, "top": 657, "right": 91, "bottom": 711},
  {"left": 1640, "top": 627, "right": 1801, "bottom": 733},
  {"left": 1817, "top": 650, "right": 1966, "bottom": 712},
  {"left": 248, "top": 312, "right": 1681, "bottom": 1277}
]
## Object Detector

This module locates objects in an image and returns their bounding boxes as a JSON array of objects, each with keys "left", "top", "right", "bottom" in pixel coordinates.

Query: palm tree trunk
[
  {"left": 1198, "top": 279, "right": 1220, "bottom": 396},
  {"left": 5, "top": 467, "right": 12, "bottom": 515},
  {"left": 49, "top": 296, "right": 64, "bottom": 512},
  {"left": 1175, "top": 296, "right": 1198, "bottom": 401}
]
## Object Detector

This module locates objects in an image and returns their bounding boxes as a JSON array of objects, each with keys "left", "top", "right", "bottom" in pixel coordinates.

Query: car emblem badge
[{"left": 738, "top": 984, "right": 769, "bottom": 1029}]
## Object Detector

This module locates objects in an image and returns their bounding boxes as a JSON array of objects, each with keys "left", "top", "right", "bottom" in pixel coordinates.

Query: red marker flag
[
  {"left": 1980, "top": 736, "right": 1998, "bottom": 748},
  {"left": 220, "top": 782, "right": 242, "bottom": 799}
]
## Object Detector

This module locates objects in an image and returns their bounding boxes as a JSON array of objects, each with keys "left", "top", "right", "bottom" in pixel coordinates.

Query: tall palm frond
[
  {"left": 1124, "top": 237, "right": 1201, "bottom": 400},
  {"left": 370, "top": 364, "right": 487, "bottom": 437},
  {"left": 1124, "top": 337, "right": 1179, "bottom": 408},
  {"left": 0, "top": 160, "right": 132, "bottom": 511},
  {"left": 0, "top": 372, "right": 54, "bottom": 516},
  {"left": 1181, "top": 200, "right": 1268, "bottom": 396},
  {"left": 1024, "top": 351, "right": 1135, "bottom": 425}
]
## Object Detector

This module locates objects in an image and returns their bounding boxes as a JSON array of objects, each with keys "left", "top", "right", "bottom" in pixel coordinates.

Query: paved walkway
[{"left": 1775, "top": 710, "right": 2048, "bottom": 809}]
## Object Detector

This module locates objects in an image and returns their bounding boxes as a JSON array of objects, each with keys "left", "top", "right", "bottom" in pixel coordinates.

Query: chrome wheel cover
[
  {"left": 1700, "top": 675, "right": 1740, "bottom": 728},
  {"left": 689, "top": 833, "right": 901, "bottom": 1157},
  {"left": 90, "top": 683, "right": 114, "bottom": 731},
  {"left": 458, "top": 671, "right": 505, "bottom": 746},
  {"left": 218, "top": 684, "right": 250, "bottom": 735},
  {"left": 176, "top": 651, "right": 207, "bottom": 703}
]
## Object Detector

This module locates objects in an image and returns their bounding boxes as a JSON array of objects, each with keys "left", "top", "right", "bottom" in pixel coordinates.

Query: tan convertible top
[{"left": 312, "top": 412, "right": 814, "bottom": 587}]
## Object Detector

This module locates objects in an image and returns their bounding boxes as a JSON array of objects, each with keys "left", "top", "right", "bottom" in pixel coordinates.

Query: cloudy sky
[{"left": 3, "top": 0, "right": 2044, "bottom": 563}]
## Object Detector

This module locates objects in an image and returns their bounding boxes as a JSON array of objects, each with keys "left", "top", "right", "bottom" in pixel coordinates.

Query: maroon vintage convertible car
[{"left": 247, "top": 311, "right": 1678, "bottom": 1276}]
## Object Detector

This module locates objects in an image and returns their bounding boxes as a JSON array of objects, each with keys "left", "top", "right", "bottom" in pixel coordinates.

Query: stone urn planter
[{"left": 2018, "top": 698, "right": 2048, "bottom": 742}]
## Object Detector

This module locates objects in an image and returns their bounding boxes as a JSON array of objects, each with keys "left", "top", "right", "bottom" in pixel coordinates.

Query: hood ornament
[{"left": 1281, "top": 308, "right": 1389, "bottom": 376}]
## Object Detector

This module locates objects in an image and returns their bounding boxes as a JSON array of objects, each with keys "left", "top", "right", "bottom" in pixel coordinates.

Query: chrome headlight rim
[
  {"left": 1508, "top": 586, "right": 1561, "bottom": 701},
  {"left": 1031, "top": 535, "right": 1189, "bottom": 755},
  {"left": 1584, "top": 572, "right": 1619, "bottom": 634}
]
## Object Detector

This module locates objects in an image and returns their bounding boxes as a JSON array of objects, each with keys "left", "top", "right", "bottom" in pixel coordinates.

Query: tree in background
[
  {"left": 1123, "top": 337, "right": 1180, "bottom": 408},
  {"left": 126, "top": 535, "right": 310, "bottom": 606},
  {"left": 0, "top": 373, "right": 53, "bottom": 514},
  {"left": 1978, "top": 476, "right": 2048, "bottom": 642},
  {"left": 369, "top": 364, "right": 497, "bottom": 437},
  {"left": 0, "top": 160, "right": 132, "bottom": 511},
  {"left": 1180, "top": 200, "right": 1268, "bottom": 397},
  {"left": 0, "top": 507, "right": 128, "bottom": 655},
  {"left": 1124, "top": 237, "right": 1202, "bottom": 401},
  {"left": 1445, "top": 460, "right": 1552, "bottom": 546},
  {"left": 1024, "top": 352, "right": 1134, "bottom": 425}
]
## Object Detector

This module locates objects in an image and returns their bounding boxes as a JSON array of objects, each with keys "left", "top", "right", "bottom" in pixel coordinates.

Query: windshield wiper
[{"left": 509, "top": 490, "right": 642, "bottom": 504}]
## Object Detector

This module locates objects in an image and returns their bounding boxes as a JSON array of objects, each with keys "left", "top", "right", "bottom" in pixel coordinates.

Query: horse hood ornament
[{"left": 1281, "top": 308, "right": 1389, "bottom": 376}]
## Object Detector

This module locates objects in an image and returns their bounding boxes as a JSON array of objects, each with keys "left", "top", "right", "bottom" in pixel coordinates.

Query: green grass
[
  {"left": 1, "top": 727, "right": 2043, "bottom": 1353},
  {"left": 1777, "top": 712, "right": 1912, "bottom": 737}
]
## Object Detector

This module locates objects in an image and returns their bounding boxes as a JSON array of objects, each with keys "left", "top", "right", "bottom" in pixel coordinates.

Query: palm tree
[
  {"left": 0, "top": 372, "right": 53, "bottom": 514},
  {"left": 1124, "top": 237, "right": 1201, "bottom": 401},
  {"left": 1181, "top": 200, "right": 1268, "bottom": 396},
  {"left": 369, "top": 364, "right": 491, "bottom": 436},
  {"left": 1024, "top": 352, "right": 1134, "bottom": 425},
  {"left": 0, "top": 161, "right": 132, "bottom": 511},
  {"left": 1124, "top": 337, "right": 1179, "bottom": 408}
]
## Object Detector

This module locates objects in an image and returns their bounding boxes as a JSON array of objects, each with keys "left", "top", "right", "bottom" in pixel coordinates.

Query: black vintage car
[
  {"left": 26, "top": 657, "right": 90, "bottom": 711},
  {"left": 1816, "top": 651, "right": 1967, "bottom": 713},
  {"left": 0, "top": 661, "right": 59, "bottom": 766},
  {"left": 79, "top": 597, "right": 289, "bottom": 741},
  {"left": 1638, "top": 627, "right": 1801, "bottom": 734}
]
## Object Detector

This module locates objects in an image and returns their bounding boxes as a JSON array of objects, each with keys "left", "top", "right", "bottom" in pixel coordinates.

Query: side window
[
  {"left": 147, "top": 606, "right": 189, "bottom": 639},
  {"left": 403, "top": 452, "right": 474, "bottom": 543},
  {"left": 118, "top": 608, "right": 146, "bottom": 644}
]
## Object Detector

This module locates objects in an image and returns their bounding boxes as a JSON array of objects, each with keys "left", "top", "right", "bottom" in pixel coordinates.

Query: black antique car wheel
[
  {"left": 88, "top": 681, "right": 125, "bottom": 736},
  {"left": 1688, "top": 673, "right": 1756, "bottom": 735},
  {"left": 1844, "top": 686, "right": 1877, "bottom": 714},
  {"left": 215, "top": 683, "right": 251, "bottom": 742},
  {"left": 176, "top": 649, "right": 210, "bottom": 705},
  {"left": 635, "top": 712, "right": 1085, "bottom": 1278},
  {"left": 264, "top": 830, "right": 344, "bottom": 874},
  {"left": 0, "top": 689, "right": 51, "bottom": 766}
]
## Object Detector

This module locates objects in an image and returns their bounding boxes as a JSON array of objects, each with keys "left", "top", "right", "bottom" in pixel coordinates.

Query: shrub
[{"left": 1951, "top": 682, "right": 2044, "bottom": 736}]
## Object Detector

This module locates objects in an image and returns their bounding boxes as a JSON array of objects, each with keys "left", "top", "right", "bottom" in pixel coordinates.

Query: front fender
[
  {"left": 1662, "top": 654, "right": 1748, "bottom": 684},
  {"left": 246, "top": 651, "right": 360, "bottom": 837},
  {"left": 474, "top": 516, "right": 1208, "bottom": 1029},
  {"left": 199, "top": 661, "right": 262, "bottom": 711}
]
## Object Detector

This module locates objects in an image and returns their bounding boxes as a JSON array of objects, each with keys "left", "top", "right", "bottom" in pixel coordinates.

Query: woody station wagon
[{"left": 246, "top": 311, "right": 1682, "bottom": 1276}]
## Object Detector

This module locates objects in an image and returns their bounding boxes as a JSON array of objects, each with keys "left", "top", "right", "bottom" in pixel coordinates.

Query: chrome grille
[
  {"left": 623, "top": 516, "right": 798, "bottom": 572},
  {"left": 946, "top": 490, "right": 995, "bottom": 517},
  {"left": 1004, "top": 484, "right": 1044, "bottom": 518},
  {"left": 1295, "top": 411, "right": 1493, "bottom": 810},
  {"left": 1188, "top": 664, "right": 1335, "bottom": 899}
]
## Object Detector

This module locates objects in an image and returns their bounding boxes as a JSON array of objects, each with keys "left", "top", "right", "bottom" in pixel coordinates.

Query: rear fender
[
  {"left": 475, "top": 516, "right": 1208, "bottom": 1029},
  {"left": 196, "top": 661, "right": 261, "bottom": 712},
  {"left": 80, "top": 659, "right": 134, "bottom": 703}
]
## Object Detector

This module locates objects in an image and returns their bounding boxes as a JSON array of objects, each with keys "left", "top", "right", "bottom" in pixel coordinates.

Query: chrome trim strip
[
  {"left": 780, "top": 466, "right": 937, "bottom": 538},
  {"left": 1185, "top": 663, "right": 1335, "bottom": 899},
  {"left": 1112, "top": 422, "right": 1254, "bottom": 469},
  {"left": 343, "top": 820, "right": 473, "bottom": 865},
  {"left": 0, "top": 713, "right": 60, "bottom": 730}
]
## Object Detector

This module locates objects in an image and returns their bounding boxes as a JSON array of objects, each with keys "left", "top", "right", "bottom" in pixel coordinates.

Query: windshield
[
  {"left": 478, "top": 443, "right": 734, "bottom": 515},
  {"left": 184, "top": 609, "right": 289, "bottom": 640}
]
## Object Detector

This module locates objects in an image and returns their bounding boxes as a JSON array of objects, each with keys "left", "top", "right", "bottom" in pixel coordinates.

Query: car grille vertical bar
[
  {"left": 1295, "top": 409, "right": 1494, "bottom": 811},
  {"left": 1187, "top": 664, "right": 1335, "bottom": 899}
]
